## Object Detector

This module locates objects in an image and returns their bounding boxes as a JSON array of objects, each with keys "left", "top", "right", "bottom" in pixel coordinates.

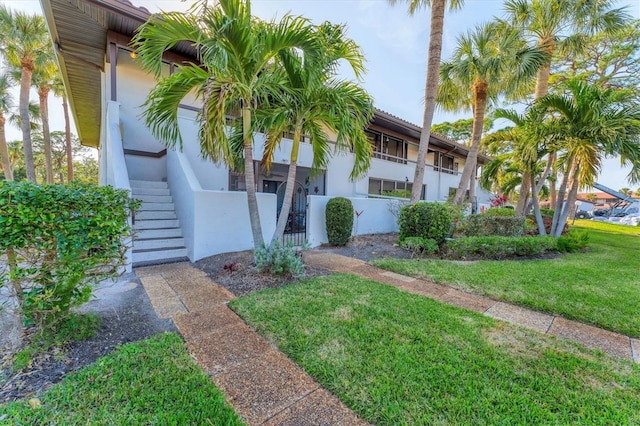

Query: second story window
[
  {"left": 366, "top": 130, "right": 407, "bottom": 164},
  {"left": 433, "top": 152, "right": 459, "bottom": 175}
]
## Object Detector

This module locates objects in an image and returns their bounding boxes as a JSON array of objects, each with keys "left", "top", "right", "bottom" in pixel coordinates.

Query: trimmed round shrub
[
  {"left": 326, "top": 197, "right": 354, "bottom": 246},
  {"left": 398, "top": 202, "right": 453, "bottom": 245}
]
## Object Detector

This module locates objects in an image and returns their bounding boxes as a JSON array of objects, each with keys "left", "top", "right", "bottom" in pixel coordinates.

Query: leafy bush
[
  {"left": 458, "top": 214, "right": 526, "bottom": 237},
  {"left": 398, "top": 202, "right": 453, "bottom": 245},
  {"left": 255, "top": 241, "right": 304, "bottom": 276},
  {"left": 482, "top": 207, "right": 515, "bottom": 217},
  {"left": 540, "top": 208, "right": 555, "bottom": 217},
  {"left": 325, "top": 197, "right": 354, "bottom": 246},
  {"left": 400, "top": 237, "right": 439, "bottom": 256},
  {"left": 556, "top": 229, "right": 590, "bottom": 252},
  {"left": 0, "top": 181, "right": 138, "bottom": 328},
  {"left": 446, "top": 235, "right": 558, "bottom": 259}
]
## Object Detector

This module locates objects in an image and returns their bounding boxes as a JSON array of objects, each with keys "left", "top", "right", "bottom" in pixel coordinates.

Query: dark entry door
[{"left": 276, "top": 181, "right": 307, "bottom": 246}]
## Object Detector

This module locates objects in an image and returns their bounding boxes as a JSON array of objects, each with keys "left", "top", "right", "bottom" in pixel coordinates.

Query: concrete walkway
[
  {"left": 135, "top": 262, "right": 367, "bottom": 426},
  {"left": 303, "top": 252, "right": 640, "bottom": 363}
]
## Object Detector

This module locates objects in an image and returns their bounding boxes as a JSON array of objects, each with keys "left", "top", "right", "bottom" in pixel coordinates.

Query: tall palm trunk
[
  {"left": 39, "top": 85, "right": 53, "bottom": 184},
  {"left": 62, "top": 95, "right": 73, "bottom": 182},
  {"left": 0, "top": 114, "right": 13, "bottom": 180},
  {"left": 555, "top": 161, "right": 580, "bottom": 237},
  {"left": 550, "top": 155, "right": 575, "bottom": 236},
  {"left": 19, "top": 60, "right": 36, "bottom": 182},
  {"left": 242, "top": 105, "right": 264, "bottom": 250},
  {"left": 515, "top": 172, "right": 531, "bottom": 215},
  {"left": 530, "top": 174, "right": 546, "bottom": 235},
  {"left": 453, "top": 79, "right": 487, "bottom": 206},
  {"left": 271, "top": 127, "right": 301, "bottom": 246},
  {"left": 410, "top": 0, "right": 446, "bottom": 203}
]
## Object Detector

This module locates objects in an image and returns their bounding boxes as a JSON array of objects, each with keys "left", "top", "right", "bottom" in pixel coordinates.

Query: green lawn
[
  {"left": 230, "top": 274, "right": 640, "bottom": 425},
  {"left": 373, "top": 220, "right": 640, "bottom": 337},
  {"left": 0, "top": 333, "right": 244, "bottom": 425}
]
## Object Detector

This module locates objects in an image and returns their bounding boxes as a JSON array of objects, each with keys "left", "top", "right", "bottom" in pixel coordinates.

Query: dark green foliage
[
  {"left": 398, "top": 202, "right": 453, "bottom": 245},
  {"left": 446, "top": 235, "right": 558, "bottom": 259},
  {"left": 325, "top": 197, "right": 354, "bottom": 246},
  {"left": 255, "top": 242, "right": 304, "bottom": 276},
  {"left": 481, "top": 207, "right": 515, "bottom": 217},
  {"left": 400, "top": 237, "right": 439, "bottom": 256},
  {"left": 539, "top": 208, "right": 555, "bottom": 217},
  {"left": 458, "top": 214, "right": 526, "bottom": 237},
  {"left": 0, "top": 181, "right": 138, "bottom": 328},
  {"left": 556, "top": 229, "right": 590, "bottom": 252}
]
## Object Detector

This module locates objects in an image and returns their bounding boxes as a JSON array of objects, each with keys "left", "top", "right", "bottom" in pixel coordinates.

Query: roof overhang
[{"left": 39, "top": 0, "right": 153, "bottom": 147}]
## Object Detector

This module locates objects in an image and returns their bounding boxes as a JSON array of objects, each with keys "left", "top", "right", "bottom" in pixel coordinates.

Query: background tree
[
  {"left": 133, "top": 0, "right": 320, "bottom": 250},
  {"left": 30, "top": 45, "right": 57, "bottom": 184},
  {"left": 436, "top": 22, "right": 546, "bottom": 208},
  {"left": 52, "top": 74, "right": 73, "bottom": 182},
  {"left": 585, "top": 193, "right": 598, "bottom": 202},
  {"left": 0, "top": 74, "right": 14, "bottom": 180},
  {"left": 536, "top": 80, "right": 640, "bottom": 236},
  {"left": 430, "top": 117, "right": 493, "bottom": 145},
  {"left": 257, "top": 22, "right": 374, "bottom": 245},
  {"left": 619, "top": 187, "right": 632, "bottom": 197},
  {"left": 388, "top": 0, "right": 464, "bottom": 203},
  {"left": 0, "top": 6, "right": 51, "bottom": 182}
]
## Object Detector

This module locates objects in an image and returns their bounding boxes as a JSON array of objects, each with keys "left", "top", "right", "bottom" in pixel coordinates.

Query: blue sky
[{"left": 4, "top": 0, "right": 640, "bottom": 190}]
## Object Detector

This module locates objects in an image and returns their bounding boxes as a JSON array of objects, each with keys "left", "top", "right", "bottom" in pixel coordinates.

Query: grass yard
[
  {"left": 373, "top": 220, "right": 640, "bottom": 337},
  {"left": 0, "top": 333, "right": 244, "bottom": 425},
  {"left": 230, "top": 274, "right": 640, "bottom": 425}
]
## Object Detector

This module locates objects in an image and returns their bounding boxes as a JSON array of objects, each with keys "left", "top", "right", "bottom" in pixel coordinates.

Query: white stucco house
[{"left": 40, "top": 0, "right": 492, "bottom": 267}]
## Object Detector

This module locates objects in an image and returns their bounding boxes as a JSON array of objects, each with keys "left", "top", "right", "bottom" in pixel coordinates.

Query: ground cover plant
[
  {"left": 231, "top": 274, "right": 640, "bottom": 425},
  {"left": 0, "top": 333, "right": 244, "bottom": 425},
  {"left": 373, "top": 220, "right": 640, "bottom": 336}
]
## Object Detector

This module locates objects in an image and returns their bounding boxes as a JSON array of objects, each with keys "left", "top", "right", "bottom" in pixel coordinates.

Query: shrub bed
[
  {"left": 458, "top": 215, "right": 526, "bottom": 237},
  {"left": 398, "top": 202, "right": 453, "bottom": 245},
  {"left": 446, "top": 235, "right": 558, "bottom": 259}
]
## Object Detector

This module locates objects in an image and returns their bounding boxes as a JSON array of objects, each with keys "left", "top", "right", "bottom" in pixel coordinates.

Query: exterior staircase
[{"left": 130, "top": 180, "right": 188, "bottom": 267}]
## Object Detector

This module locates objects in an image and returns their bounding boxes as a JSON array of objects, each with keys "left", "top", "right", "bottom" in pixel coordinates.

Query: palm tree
[
  {"left": 388, "top": 0, "right": 464, "bottom": 203},
  {"left": 502, "top": 0, "right": 630, "bottom": 209},
  {"left": 51, "top": 74, "right": 73, "bottom": 182},
  {"left": 258, "top": 22, "right": 374, "bottom": 245},
  {"left": 0, "top": 74, "right": 14, "bottom": 180},
  {"left": 0, "top": 6, "right": 51, "bottom": 183},
  {"left": 31, "top": 45, "right": 58, "bottom": 184},
  {"left": 536, "top": 79, "right": 640, "bottom": 236},
  {"left": 436, "top": 22, "right": 547, "bottom": 207},
  {"left": 132, "top": 0, "right": 319, "bottom": 251}
]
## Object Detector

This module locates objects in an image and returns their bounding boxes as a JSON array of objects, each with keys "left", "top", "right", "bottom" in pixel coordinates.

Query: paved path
[
  {"left": 135, "top": 262, "right": 367, "bottom": 426},
  {"left": 303, "top": 252, "right": 640, "bottom": 363}
]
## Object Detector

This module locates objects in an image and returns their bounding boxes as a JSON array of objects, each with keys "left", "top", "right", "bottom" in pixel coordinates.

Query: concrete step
[
  {"left": 130, "top": 180, "right": 168, "bottom": 189},
  {"left": 140, "top": 202, "right": 175, "bottom": 211},
  {"left": 135, "top": 228, "right": 183, "bottom": 239},
  {"left": 132, "top": 187, "right": 171, "bottom": 197},
  {"left": 136, "top": 210, "right": 177, "bottom": 220},
  {"left": 132, "top": 247, "right": 188, "bottom": 266},
  {"left": 134, "top": 219, "right": 179, "bottom": 230},
  {"left": 134, "top": 194, "right": 173, "bottom": 203},
  {"left": 134, "top": 237, "right": 185, "bottom": 251}
]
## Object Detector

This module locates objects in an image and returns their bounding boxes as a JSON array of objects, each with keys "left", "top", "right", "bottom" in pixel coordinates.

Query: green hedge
[
  {"left": 325, "top": 197, "right": 353, "bottom": 246},
  {"left": 458, "top": 215, "right": 526, "bottom": 237},
  {"left": 0, "top": 181, "right": 138, "bottom": 327},
  {"left": 398, "top": 202, "right": 453, "bottom": 245},
  {"left": 446, "top": 235, "right": 558, "bottom": 259}
]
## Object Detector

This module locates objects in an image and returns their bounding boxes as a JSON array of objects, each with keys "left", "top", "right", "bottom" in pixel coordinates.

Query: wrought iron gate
[{"left": 276, "top": 180, "right": 307, "bottom": 247}]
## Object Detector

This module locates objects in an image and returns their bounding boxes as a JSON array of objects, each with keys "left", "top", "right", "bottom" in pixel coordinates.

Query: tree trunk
[
  {"left": 554, "top": 160, "right": 581, "bottom": 237},
  {"left": 453, "top": 79, "right": 487, "bottom": 206},
  {"left": 271, "top": 127, "right": 301, "bottom": 246},
  {"left": 0, "top": 113, "right": 13, "bottom": 181},
  {"left": 20, "top": 62, "right": 36, "bottom": 182},
  {"left": 62, "top": 95, "right": 73, "bottom": 182},
  {"left": 39, "top": 86, "right": 53, "bottom": 184},
  {"left": 549, "top": 156, "right": 557, "bottom": 209},
  {"left": 551, "top": 155, "right": 574, "bottom": 236},
  {"left": 516, "top": 172, "right": 531, "bottom": 215},
  {"left": 530, "top": 174, "right": 546, "bottom": 235},
  {"left": 534, "top": 37, "right": 554, "bottom": 99},
  {"left": 524, "top": 153, "right": 554, "bottom": 214},
  {"left": 242, "top": 105, "right": 264, "bottom": 250},
  {"left": 410, "top": 0, "right": 446, "bottom": 203}
]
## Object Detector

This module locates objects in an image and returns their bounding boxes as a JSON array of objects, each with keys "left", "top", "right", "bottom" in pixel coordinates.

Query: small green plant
[
  {"left": 556, "top": 229, "right": 590, "bottom": 252},
  {"left": 400, "top": 237, "right": 439, "bottom": 257},
  {"left": 255, "top": 241, "right": 304, "bottom": 276},
  {"left": 398, "top": 202, "right": 453, "bottom": 245},
  {"left": 325, "top": 197, "right": 354, "bottom": 246},
  {"left": 458, "top": 215, "right": 526, "bottom": 237},
  {"left": 12, "top": 313, "right": 99, "bottom": 372}
]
